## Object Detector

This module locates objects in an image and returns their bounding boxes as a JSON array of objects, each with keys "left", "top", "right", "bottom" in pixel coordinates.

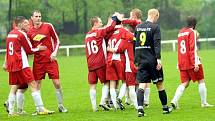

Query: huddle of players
[{"left": 85, "top": 8, "right": 213, "bottom": 117}]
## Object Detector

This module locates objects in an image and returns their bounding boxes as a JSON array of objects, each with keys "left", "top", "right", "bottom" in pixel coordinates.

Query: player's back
[
  {"left": 107, "top": 27, "right": 127, "bottom": 62},
  {"left": 6, "top": 29, "right": 29, "bottom": 72},
  {"left": 85, "top": 29, "right": 107, "bottom": 71},
  {"left": 177, "top": 27, "right": 196, "bottom": 70},
  {"left": 135, "top": 21, "right": 160, "bottom": 64}
]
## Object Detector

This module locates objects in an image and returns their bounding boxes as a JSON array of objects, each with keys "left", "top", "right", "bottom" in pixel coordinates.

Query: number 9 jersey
[{"left": 177, "top": 27, "right": 198, "bottom": 70}]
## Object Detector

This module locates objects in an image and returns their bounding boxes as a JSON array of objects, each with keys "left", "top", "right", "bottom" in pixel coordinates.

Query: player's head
[
  {"left": 31, "top": 9, "right": 42, "bottom": 25},
  {"left": 90, "top": 16, "right": 103, "bottom": 28},
  {"left": 147, "top": 8, "right": 159, "bottom": 23},
  {"left": 14, "top": 16, "right": 29, "bottom": 30},
  {"left": 130, "top": 8, "right": 142, "bottom": 19},
  {"left": 186, "top": 16, "right": 197, "bottom": 29}
]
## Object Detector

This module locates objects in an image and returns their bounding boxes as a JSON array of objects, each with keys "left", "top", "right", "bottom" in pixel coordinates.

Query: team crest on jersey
[{"left": 33, "top": 34, "right": 46, "bottom": 41}]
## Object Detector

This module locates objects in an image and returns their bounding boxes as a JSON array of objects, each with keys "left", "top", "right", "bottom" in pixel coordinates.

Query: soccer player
[
  {"left": 134, "top": 9, "right": 172, "bottom": 117},
  {"left": 122, "top": 8, "right": 151, "bottom": 107},
  {"left": 170, "top": 16, "right": 213, "bottom": 109},
  {"left": 3, "top": 16, "right": 54, "bottom": 116},
  {"left": 85, "top": 13, "right": 122, "bottom": 112},
  {"left": 27, "top": 10, "right": 68, "bottom": 113},
  {"left": 107, "top": 27, "right": 138, "bottom": 110}
]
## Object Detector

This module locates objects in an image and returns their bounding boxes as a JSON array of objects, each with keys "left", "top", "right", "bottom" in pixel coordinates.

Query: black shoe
[
  {"left": 137, "top": 109, "right": 145, "bottom": 117},
  {"left": 3, "top": 101, "right": 9, "bottom": 113},
  {"left": 99, "top": 104, "right": 110, "bottom": 111},
  {"left": 163, "top": 106, "right": 172, "bottom": 114},
  {"left": 116, "top": 98, "right": 125, "bottom": 110},
  {"left": 170, "top": 103, "right": 177, "bottom": 110}
]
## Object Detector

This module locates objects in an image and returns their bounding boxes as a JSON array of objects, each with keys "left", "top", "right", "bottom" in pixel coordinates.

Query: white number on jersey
[
  {"left": 9, "top": 42, "right": 14, "bottom": 55},
  {"left": 180, "top": 40, "right": 186, "bottom": 54},
  {"left": 87, "top": 40, "right": 99, "bottom": 55}
]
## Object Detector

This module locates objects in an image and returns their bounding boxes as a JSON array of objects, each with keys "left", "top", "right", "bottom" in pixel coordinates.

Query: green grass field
[{"left": 0, "top": 50, "right": 215, "bottom": 121}]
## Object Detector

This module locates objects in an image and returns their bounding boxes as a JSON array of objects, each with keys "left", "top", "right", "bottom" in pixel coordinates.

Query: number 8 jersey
[{"left": 177, "top": 27, "right": 198, "bottom": 70}]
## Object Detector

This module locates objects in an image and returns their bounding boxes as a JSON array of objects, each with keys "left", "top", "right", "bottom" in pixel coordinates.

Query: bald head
[{"left": 147, "top": 9, "right": 159, "bottom": 23}]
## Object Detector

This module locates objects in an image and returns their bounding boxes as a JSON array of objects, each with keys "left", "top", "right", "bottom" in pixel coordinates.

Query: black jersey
[{"left": 134, "top": 21, "right": 161, "bottom": 66}]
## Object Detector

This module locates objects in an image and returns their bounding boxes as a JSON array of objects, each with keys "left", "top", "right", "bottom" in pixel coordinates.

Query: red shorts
[
  {"left": 33, "top": 60, "right": 59, "bottom": 80},
  {"left": 9, "top": 67, "right": 34, "bottom": 86},
  {"left": 125, "top": 72, "right": 136, "bottom": 86},
  {"left": 180, "top": 64, "right": 204, "bottom": 83},
  {"left": 106, "top": 60, "right": 125, "bottom": 81},
  {"left": 88, "top": 66, "right": 107, "bottom": 84}
]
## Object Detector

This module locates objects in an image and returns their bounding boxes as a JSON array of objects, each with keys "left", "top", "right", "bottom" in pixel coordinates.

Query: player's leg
[
  {"left": 195, "top": 65, "right": 213, "bottom": 107},
  {"left": 110, "top": 80, "right": 118, "bottom": 110},
  {"left": 99, "top": 81, "right": 110, "bottom": 111},
  {"left": 170, "top": 70, "right": 190, "bottom": 109},
  {"left": 117, "top": 81, "right": 126, "bottom": 110},
  {"left": 137, "top": 83, "right": 146, "bottom": 117},
  {"left": 8, "top": 85, "right": 18, "bottom": 115},
  {"left": 88, "top": 70, "right": 98, "bottom": 112},
  {"left": 98, "top": 66, "right": 110, "bottom": 111},
  {"left": 156, "top": 81, "right": 172, "bottom": 114},
  {"left": 126, "top": 72, "right": 138, "bottom": 109},
  {"left": 144, "top": 83, "right": 150, "bottom": 108},
  {"left": 28, "top": 80, "right": 55, "bottom": 115},
  {"left": 47, "top": 61, "right": 68, "bottom": 113},
  {"left": 22, "top": 67, "right": 54, "bottom": 115},
  {"left": 16, "top": 88, "right": 27, "bottom": 114}
]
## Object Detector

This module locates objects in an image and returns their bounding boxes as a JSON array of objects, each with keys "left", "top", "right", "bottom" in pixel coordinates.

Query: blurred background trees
[{"left": 0, "top": 0, "right": 214, "bottom": 47}]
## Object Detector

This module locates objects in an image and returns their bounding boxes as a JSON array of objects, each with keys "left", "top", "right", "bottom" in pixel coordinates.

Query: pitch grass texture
[{"left": 0, "top": 50, "right": 215, "bottom": 121}]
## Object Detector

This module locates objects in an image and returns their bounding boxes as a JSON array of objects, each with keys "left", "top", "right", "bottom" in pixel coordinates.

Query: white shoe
[
  {"left": 201, "top": 103, "right": 214, "bottom": 108},
  {"left": 58, "top": 105, "right": 68, "bottom": 113}
]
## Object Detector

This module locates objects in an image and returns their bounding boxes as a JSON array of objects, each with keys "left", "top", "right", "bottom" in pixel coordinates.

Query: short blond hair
[
  {"left": 148, "top": 8, "right": 159, "bottom": 17},
  {"left": 90, "top": 16, "right": 99, "bottom": 27},
  {"left": 131, "top": 8, "right": 142, "bottom": 19}
]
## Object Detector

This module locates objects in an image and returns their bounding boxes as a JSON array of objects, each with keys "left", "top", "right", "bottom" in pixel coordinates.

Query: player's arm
[
  {"left": 122, "top": 19, "right": 137, "bottom": 27},
  {"left": 48, "top": 23, "right": 60, "bottom": 60},
  {"left": 189, "top": 31, "right": 199, "bottom": 71},
  {"left": 134, "top": 30, "right": 141, "bottom": 67},
  {"left": 2, "top": 54, "right": 7, "bottom": 71},
  {"left": 20, "top": 32, "right": 46, "bottom": 54},
  {"left": 153, "top": 25, "right": 162, "bottom": 70},
  {"left": 99, "top": 13, "right": 122, "bottom": 37}
]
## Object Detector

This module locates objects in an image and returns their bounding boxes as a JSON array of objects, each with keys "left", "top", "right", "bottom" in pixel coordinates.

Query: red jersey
[
  {"left": 107, "top": 26, "right": 133, "bottom": 63},
  {"left": 122, "top": 19, "right": 141, "bottom": 31},
  {"left": 85, "top": 21, "right": 116, "bottom": 71},
  {"left": 27, "top": 22, "right": 60, "bottom": 63},
  {"left": 177, "top": 27, "right": 199, "bottom": 70},
  {"left": 6, "top": 28, "right": 39, "bottom": 72}
]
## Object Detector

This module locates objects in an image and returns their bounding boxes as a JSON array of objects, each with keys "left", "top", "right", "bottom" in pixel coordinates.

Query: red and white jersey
[
  {"left": 177, "top": 27, "right": 200, "bottom": 70},
  {"left": 107, "top": 26, "right": 134, "bottom": 63},
  {"left": 85, "top": 21, "right": 116, "bottom": 71},
  {"left": 6, "top": 28, "right": 39, "bottom": 72},
  {"left": 122, "top": 19, "right": 141, "bottom": 31},
  {"left": 27, "top": 22, "right": 60, "bottom": 63},
  {"left": 114, "top": 33, "right": 136, "bottom": 73}
]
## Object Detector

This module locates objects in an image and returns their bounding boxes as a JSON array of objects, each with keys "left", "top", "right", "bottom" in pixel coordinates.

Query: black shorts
[{"left": 136, "top": 62, "right": 164, "bottom": 84}]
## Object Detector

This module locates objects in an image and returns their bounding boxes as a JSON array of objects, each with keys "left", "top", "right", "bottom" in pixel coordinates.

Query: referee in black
[{"left": 134, "top": 8, "right": 172, "bottom": 117}]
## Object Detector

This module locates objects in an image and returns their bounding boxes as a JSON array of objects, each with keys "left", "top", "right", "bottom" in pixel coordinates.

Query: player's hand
[
  {"left": 2, "top": 62, "right": 7, "bottom": 71},
  {"left": 194, "top": 65, "right": 199, "bottom": 72},
  {"left": 107, "top": 47, "right": 115, "bottom": 53},
  {"left": 50, "top": 52, "right": 57, "bottom": 61},
  {"left": 37, "top": 43, "right": 47, "bottom": 51},
  {"left": 156, "top": 59, "right": 162, "bottom": 70},
  {"left": 134, "top": 65, "right": 139, "bottom": 70}
]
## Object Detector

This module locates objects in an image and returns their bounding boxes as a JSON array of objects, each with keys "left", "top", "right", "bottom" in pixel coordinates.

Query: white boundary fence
[{"left": 0, "top": 38, "right": 215, "bottom": 57}]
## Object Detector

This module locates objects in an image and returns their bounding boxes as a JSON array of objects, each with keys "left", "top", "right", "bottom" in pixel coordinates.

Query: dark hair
[
  {"left": 32, "top": 9, "right": 41, "bottom": 16},
  {"left": 186, "top": 16, "right": 197, "bottom": 29},
  {"left": 14, "top": 16, "right": 26, "bottom": 26}
]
